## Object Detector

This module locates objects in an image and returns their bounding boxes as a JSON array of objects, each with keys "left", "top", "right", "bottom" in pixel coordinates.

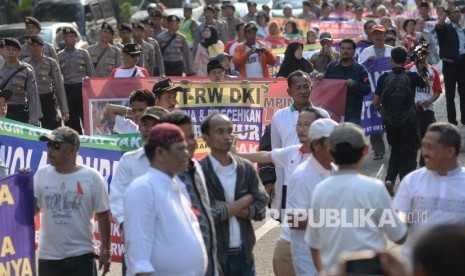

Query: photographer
[
  {"left": 405, "top": 42, "right": 442, "bottom": 167},
  {"left": 435, "top": 2, "right": 465, "bottom": 125},
  {"left": 232, "top": 22, "right": 276, "bottom": 78}
]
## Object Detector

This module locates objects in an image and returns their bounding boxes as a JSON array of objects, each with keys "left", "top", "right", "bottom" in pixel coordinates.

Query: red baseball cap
[{"left": 371, "top": 25, "right": 386, "bottom": 33}]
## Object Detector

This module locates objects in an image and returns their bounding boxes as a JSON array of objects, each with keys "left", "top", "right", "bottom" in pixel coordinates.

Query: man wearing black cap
[
  {"left": 310, "top": 32, "right": 339, "bottom": 74},
  {"left": 34, "top": 126, "right": 111, "bottom": 276},
  {"left": 149, "top": 8, "right": 167, "bottom": 38},
  {"left": 0, "top": 89, "right": 13, "bottom": 117},
  {"left": 222, "top": 3, "right": 243, "bottom": 42},
  {"left": 232, "top": 22, "right": 276, "bottom": 78},
  {"left": 152, "top": 78, "right": 184, "bottom": 111},
  {"left": 157, "top": 15, "right": 195, "bottom": 76},
  {"left": 115, "top": 23, "right": 133, "bottom": 50},
  {"left": 348, "top": 4, "right": 367, "bottom": 27},
  {"left": 140, "top": 17, "right": 165, "bottom": 76},
  {"left": 0, "top": 37, "right": 40, "bottom": 125},
  {"left": 132, "top": 22, "right": 156, "bottom": 76},
  {"left": 20, "top": 16, "right": 58, "bottom": 61},
  {"left": 109, "top": 43, "right": 149, "bottom": 78},
  {"left": 24, "top": 35, "right": 69, "bottom": 130},
  {"left": 207, "top": 59, "right": 225, "bottom": 82},
  {"left": 298, "top": 1, "right": 317, "bottom": 20},
  {"left": 58, "top": 27, "right": 95, "bottom": 134},
  {"left": 87, "top": 22, "right": 122, "bottom": 77},
  {"left": 194, "top": 5, "right": 228, "bottom": 56},
  {"left": 242, "top": 1, "right": 258, "bottom": 23},
  {"left": 180, "top": 4, "right": 199, "bottom": 49}
]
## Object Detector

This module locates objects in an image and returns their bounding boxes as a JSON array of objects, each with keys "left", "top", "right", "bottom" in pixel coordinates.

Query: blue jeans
[
  {"left": 222, "top": 252, "right": 255, "bottom": 276},
  {"left": 38, "top": 253, "right": 97, "bottom": 276}
]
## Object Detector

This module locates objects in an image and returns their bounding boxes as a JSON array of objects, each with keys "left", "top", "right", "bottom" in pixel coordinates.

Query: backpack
[{"left": 379, "top": 71, "right": 414, "bottom": 127}]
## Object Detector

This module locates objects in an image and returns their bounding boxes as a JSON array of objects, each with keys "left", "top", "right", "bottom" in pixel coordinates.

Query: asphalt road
[{"left": 105, "top": 92, "right": 465, "bottom": 276}]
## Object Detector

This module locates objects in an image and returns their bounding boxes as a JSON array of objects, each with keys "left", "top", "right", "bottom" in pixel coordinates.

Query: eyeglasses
[{"left": 46, "top": 141, "right": 63, "bottom": 150}]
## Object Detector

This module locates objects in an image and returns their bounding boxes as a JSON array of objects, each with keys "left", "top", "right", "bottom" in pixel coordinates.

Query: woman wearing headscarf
[
  {"left": 276, "top": 42, "right": 313, "bottom": 78},
  {"left": 194, "top": 25, "right": 224, "bottom": 76},
  {"left": 263, "top": 21, "right": 289, "bottom": 49}
]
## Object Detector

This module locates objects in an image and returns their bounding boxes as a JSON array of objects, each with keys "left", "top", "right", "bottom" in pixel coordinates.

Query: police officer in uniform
[
  {"left": 0, "top": 37, "right": 40, "bottom": 125},
  {"left": 87, "top": 23, "right": 122, "bottom": 77},
  {"left": 140, "top": 16, "right": 164, "bottom": 76},
  {"left": 23, "top": 35, "right": 69, "bottom": 130},
  {"left": 157, "top": 15, "right": 195, "bottom": 76},
  {"left": 115, "top": 23, "right": 133, "bottom": 50},
  {"left": 149, "top": 8, "right": 167, "bottom": 39},
  {"left": 20, "top": 17, "right": 58, "bottom": 61},
  {"left": 132, "top": 22, "right": 156, "bottom": 76},
  {"left": 58, "top": 27, "right": 95, "bottom": 134}
]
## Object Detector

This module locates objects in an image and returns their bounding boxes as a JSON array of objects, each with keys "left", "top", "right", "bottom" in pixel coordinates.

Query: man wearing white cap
[
  {"left": 305, "top": 123, "right": 407, "bottom": 274},
  {"left": 286, "top": 118, "right": 338, "bottom": 276},
  {"left": 283, "top": 3, "right": 296, "bottom": 22}
]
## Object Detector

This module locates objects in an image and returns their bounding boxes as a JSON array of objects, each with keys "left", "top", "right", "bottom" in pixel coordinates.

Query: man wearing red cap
[
  {"left": 358, "top": 24, "right": 391, "bottom": 161},
  {"left": 124, "top": 123, "right": 208, "bottom": 276}
]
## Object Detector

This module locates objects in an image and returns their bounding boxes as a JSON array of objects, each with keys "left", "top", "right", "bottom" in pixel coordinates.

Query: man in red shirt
[{"left": 109, "top": 43, "right": 148, "bottom": 78}]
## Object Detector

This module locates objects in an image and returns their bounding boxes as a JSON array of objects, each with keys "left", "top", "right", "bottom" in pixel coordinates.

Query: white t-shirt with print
[
  {"left": 393, "top": 166, "right": 465, "bottom": 260},
  {"left": 245, "top": 43, "right": 264, "bottom": 78},
  {"left": 34, "top": 165, "right": 109, "bottom": 259}
]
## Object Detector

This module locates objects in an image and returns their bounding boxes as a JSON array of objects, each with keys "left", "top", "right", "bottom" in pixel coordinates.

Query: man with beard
[{"left": 320, "top": 38, "right": 371, "bottom": 125}]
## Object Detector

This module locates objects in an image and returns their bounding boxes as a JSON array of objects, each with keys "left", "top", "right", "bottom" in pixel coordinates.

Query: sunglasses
[{"left": 46, "top": 141, "right": 63, "bottom": 150}]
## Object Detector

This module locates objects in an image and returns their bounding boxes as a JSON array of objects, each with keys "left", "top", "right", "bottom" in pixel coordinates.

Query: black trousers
[
  {"left": 385, "top": 120, "right": 419, "bottom": 183},
  {"left": 64, "top": 83, "right": 83, "bottom": 134},
  {"left": 39, "top": 93, "right": 61, "bottom": 130},
  {"left": 442, "top": 56, "right": 465, "bottom": 124},
  {"left": 416, "top": 109, "right": 436, "bottom": 167},
  {"left": 164, "top": 61, "right": 183, "bottom": 76},
  {"left": 38, "top": 253, "right": 97, "bottom": 276},
  {"left": 6, "top": 104, "right": 29, "bottom": 123}
]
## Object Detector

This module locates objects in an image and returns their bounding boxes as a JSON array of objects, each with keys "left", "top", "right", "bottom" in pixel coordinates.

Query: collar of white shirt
[{"left": 208, "top": 154, "right": 237, "bottom": 174}]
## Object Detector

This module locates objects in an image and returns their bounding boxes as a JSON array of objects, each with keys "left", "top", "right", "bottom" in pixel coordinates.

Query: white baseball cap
[
  {"left": 283, "top": 3, "right": 292, "bottom": 9},
  {"left": 308, "top": 118, "right": 339, "bottom": 140}
]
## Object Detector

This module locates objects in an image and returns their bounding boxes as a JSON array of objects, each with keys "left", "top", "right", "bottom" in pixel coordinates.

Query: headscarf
[
  {"left": 276, "top": 42, "right": 313, "bottom": 78},
  {"left": 201, "top": 25, "right": 219, "bottom": 48},
  {"left": 267, "top": 22, "right": 283, "bottom": 38}
]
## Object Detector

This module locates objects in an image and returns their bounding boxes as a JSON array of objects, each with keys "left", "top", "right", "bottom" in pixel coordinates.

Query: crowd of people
[{"left": 1, "top": 0, "right": 465, "bottom": 275}]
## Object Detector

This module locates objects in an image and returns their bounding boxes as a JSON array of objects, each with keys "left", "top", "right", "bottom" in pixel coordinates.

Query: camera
[
  {"left": 409, "top": 42, "right": 430, "bottom": 62},
  {"left": 255, "top": 48, "right": 266, "bottom": 53}
]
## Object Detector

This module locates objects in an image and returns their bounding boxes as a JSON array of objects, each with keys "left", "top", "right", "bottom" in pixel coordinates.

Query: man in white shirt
[
  {"left": 306, "top": 123, "right": 407, "bottom": 274},
  {"left": 269, "top": 70, "right": 329, "bottom": 276},
  {"left": 393, "top": 122, "right": 465, "bottom": 263},
  {"left": 200, "top": 112, "right": 268, "bottom": 276},
  {"left": 109, "top": 106, "right": 168, "bottom": 275},
  {"left": 347, "top": 4, "right": 367, "bottom": 27},
  {"left": 286, "top": 118, "right": 338, "bottom": 276},
  {"left": 124, "top": 123, "right": 207, "bottom": 276},
  {"left": 105, "top": 89, "right": 156, "bottom": 134},
  {"left": 109, "top": 43, "right": 148, "bottom": 78},
  {"left": 34, "top": 127, "right": 111, "bottom": 276}
]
